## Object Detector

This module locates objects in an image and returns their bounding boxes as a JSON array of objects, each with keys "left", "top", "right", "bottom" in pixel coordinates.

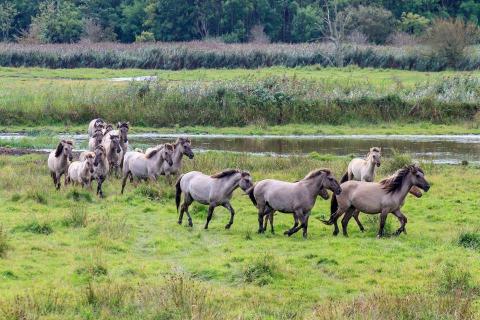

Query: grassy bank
[
  {"left": 1, "top": 67, "right": 479, "bottom": 128},
  {"left": 0, "top": 152, "right": 479, "bottom": 319},
  {"left": 1, "top": 42, "right": 480, "bottom": 71}
]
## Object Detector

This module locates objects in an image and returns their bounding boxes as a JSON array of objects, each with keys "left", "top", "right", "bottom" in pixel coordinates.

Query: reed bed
[{"left": 1, "top": 42, "right": 480, "bottom": 71}]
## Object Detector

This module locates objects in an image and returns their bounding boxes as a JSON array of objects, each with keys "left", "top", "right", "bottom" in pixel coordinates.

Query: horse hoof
[
  {"left": 188, "top": 221, "right": 193, "bottom": 227},
  {"left": 225, "top": 224, "right": 231, "bottom": 229},
  {"left": 283, "top": 231, "right": 289, "bottom": 235},
  {"left": 343, "top": 233, "right": 349, "bottom": 237},
  {"left": 177, "top": 221, "right": 182, "bottom": 225},
  {"left": 332, "top": 231, "right": 339, "bottom": 236}
]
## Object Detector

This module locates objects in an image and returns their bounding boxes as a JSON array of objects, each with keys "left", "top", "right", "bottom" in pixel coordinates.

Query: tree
[
  {"left": 321, "top": 0, "right": 354, "bottom": 67},
  {"left": 291, "top": 4, "right": 323, "bottom": 42},
  {"left": 400, "top": 12, "right": 429, "bottom": 35},
  {"left": 0, "top": 2, "right": 17, "bottom": 41},
  {"left": 31, "top": 1, "right": 83, "bottom": 43},
  {"left": 425, "top": 18, "right": 480, "bottom": 66},
  {"left": 347, "top": 5, "right": 396, "bottom": 44}
]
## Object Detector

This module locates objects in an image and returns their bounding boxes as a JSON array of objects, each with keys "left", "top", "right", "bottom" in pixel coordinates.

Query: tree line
[{"left": 0, "top": 0, "right": 479, "bottom": 44}]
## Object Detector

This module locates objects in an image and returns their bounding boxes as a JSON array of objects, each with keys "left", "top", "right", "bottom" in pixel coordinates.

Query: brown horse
[{"left": 323, "top": 165, "right": 430, "bottom": 238}]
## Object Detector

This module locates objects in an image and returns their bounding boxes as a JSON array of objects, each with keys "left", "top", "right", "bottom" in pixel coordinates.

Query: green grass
[{"left": 0, "top": 152, "right": 479, "bottom": 318}]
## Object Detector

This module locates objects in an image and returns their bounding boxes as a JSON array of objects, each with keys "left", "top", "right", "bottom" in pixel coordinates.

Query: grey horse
[
  {"left": 248, "top": 169, "right": 341, "bottom": 238},
  {"left": 175, "top": 169, "right": 253, "bottom": 229},
  {"left": 323, "top": 165, "right": 430, "bottom": 238},
  {"left": 47, "top": 140, "right": 74, "bottom": 190}
]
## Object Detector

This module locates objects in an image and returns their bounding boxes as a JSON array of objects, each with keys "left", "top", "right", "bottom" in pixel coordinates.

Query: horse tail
[
  {"left": 247, "top": 185, "right": 257, "bottom": 206},
  {"left": 321, "top": 194, "right": 338, "bottom": 225},
  {"left": 340, "top": 171, "right": 349, "bottom": 183},
  {"left": 175, "top": 174, "right": 184, "bottom": 213}
]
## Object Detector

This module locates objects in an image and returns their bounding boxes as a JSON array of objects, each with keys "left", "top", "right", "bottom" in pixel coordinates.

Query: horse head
[
  {"left": 369, "top": 147, "right": 382, "bottom": 167},
  {"left": 177, "top": 137, "right": 194, "bottom": 159}
]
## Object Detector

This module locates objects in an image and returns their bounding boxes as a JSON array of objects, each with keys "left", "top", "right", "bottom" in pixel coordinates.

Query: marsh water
[{"left": 1, "top": 133, "right": 479, "bottom": 164}]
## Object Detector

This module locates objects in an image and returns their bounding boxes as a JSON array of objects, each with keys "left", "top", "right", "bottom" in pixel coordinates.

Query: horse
[
  {"left": 92, "top": 145, "right": 109, "bottom": 198},
  {"left": 175, "top": 169, "right": 253, "bottom": 229},
  {"left": 339, "top": 147, "right": 422, "bottom": 232},
  {"left": 248, "top": 169, "right": 341, "bottom": 238},
  {"left": 47, "top": 140, "right": 73, "bottom": 190},
  {"left": 102, "top": 123, "right": 129, "bottom": 175},
  {"left": 88, "top": 129, "right": 104, "bottom": 151},
  {"left": 87, "top": 118, "right": 105, "bottom": 137},
  {"left": 323, "top": 164, "right": 430, "bottom": 238},
  {"left": 149, "top": 137, "right": 194, "bottom": 184},
  {"left": 262, "top": 185, "right": 330, "bottom": 234},
  {"left": 120, "top": 144, "right": 174, "bottom": 194},
  {"left": 101, "top": 134, "right": 122, "bottom": 176},
  {"left": 103, "top": 124, "right": 114, "bottom": 135},
  {"left": 66, "top": 152, "right": 95, "bottom": 188}
]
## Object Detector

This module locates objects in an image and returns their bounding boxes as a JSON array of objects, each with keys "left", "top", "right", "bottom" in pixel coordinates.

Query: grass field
[{"left": 0, "top": 152, "right": 479, "bottom": 319}]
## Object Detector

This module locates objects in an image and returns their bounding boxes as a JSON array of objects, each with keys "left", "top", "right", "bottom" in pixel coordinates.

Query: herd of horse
[{"left": 47, "top": 118, "right": 431, "bottom": 238}]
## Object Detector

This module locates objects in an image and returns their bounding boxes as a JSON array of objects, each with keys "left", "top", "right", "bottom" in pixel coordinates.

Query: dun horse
[
  {"left": 101, "top": 134, "right": 122, "bottom": 176},
  {"left": 92, "top": 145, "right": 109, "bottom": 197},
  {"left": 323, "top": 164, "right": 430, "bottom": 237},
  {"left": 88, "top": 118, "right": 105, "bottom": 137},
  {"left": 248, "top": 169, "right": 341, "bottom": 238},
  {"left": 158, "top": 137, "right": 194, "bottom": 183},
  {"left": 66, "top": 152, "right": 95, "bottom": 188},
  {"left": 47, "top": 140, "right": 73, "bottom": 190},
  {"left": 89, "top": 129, "right": 104, "bottom": 151},
  {"left": 102, "top": 122, "right": 129, "bottom": 174},
  {"left": 339, "top": 147, "right": 422, "bottom": 232},
  {"left": 176, "top": 169, "right": 253, "bottom": 229},
  {"left": 121, "top": 144, "right": 174, "bottom": 194}
]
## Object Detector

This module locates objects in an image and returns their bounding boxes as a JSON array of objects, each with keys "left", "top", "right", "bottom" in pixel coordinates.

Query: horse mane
[
  {"left": 95, "top": 145, "right": 106, "bottom": 153},
  {"left": 370, "top": 147, "right": 381, "bottom": 153},
  {"left": 117, "top": 121, "right": 129, "bottom": 129},
  {"left": 175, "top": 137, "right": 191, "bottom": 145},
  {"left": 145, "top": 144, "right": 172, "bottom": 159},
  {"left": 145, "top": 146, "right": 163, "bottom": 159},
  {"left": 302, "top": 169, "right": 331, "bottom": 181},
  {"left": 211, "top": 169, "right": 241, "bottom": 179},
  {"left": 83, "top": 152, "right": 95, "bottom": 159},
  {"left": 380, "top": 165, "right": 423, "bottom": 193},
  {"left": 55, "top": 140, "right": 73, "bottom": 157}
]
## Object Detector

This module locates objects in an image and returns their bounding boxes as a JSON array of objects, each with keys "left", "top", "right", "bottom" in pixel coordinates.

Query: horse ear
[
  {"left": 55, "top": 142, "right": 64, "bottom": 157},
  {"left": 117, "top": 122, "right": 121, "bottom": 128}
]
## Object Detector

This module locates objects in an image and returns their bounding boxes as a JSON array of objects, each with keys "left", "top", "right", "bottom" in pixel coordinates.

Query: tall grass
[
  {"left": 1, "top": 42, "right": 480, "bottom": 71},
  {"left": 1, "top": 75, "right": 479, "bottom": 127}
]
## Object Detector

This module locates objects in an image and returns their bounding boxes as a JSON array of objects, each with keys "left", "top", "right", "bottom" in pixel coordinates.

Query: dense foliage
[{"left": 1, "top": 0, "right": 480, "bottom": 44}]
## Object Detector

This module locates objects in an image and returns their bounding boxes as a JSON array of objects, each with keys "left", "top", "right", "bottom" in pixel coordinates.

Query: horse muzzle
[
  {"left": 334, "top": 187, "right": 342, "bottom": 195},
  {"left": 422, "top": 184, "right": 430, "bottom": 192},
  {"left": 376, "top": 163, "right": 381, "bottom": 167},
  {"left": 167, "top": 160, "right": 173, "bottom": 166}
]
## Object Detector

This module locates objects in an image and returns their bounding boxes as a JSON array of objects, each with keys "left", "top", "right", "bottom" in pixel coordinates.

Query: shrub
[
  {"left": 458, "top": 231, "right": 480, "bottom": 250},
  {"left": 241, "top": 254, "right": 278, "bottom": 286},
  {"left": 135, "top": 31, "right": 155, "bottom": 43},
  {"left": 425, "top": 18, "right": 480, "bottom": 67},
  {"left": 347, "top": 6, "right": 397, "bottom": 44},
  {"left": 381, "top": 151, "right": 413, "bottom": 176}
]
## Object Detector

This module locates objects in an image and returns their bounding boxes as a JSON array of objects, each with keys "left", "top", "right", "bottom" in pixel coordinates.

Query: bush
[
  {"left": 458, "top": 231, "right": 480, "bottom": 250},
  {"left": 425, "top": 18, "right": 480, "bottom": 67},
  {"left": 381, "top": 151, "right": 413, "bottom": 176},
  {"left": 16, "top": 221, "right": 53, "bottom": 235},
  {"left": 135, "top": 31, "right": 155, "bottom": 43},
  {"left": 241, "top": 254, "right": 278, "bottom": 286},
  {"left": 347, "top": 6, "right": 397, "bottom": 44}
]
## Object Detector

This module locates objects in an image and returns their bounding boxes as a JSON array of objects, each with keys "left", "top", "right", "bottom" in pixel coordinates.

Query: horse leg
[
  {"left": 223, "top": 202, "right": 235, "bottom": 229},
  {"left": 204, "top": 204, "right": 216, "bottom": 229},
  {"left": 341, "top": 208, "right": 355, "bottom": 237},
  {"left": 55, "top": 173, "right": 62, "bottom": 190},
  {"left": 287, "top": 210, "right": 305, "bottom": 237},
  {"left": 392, "top": 209, "right": 408, "bottom": 236},
  {"left": 353, "top": 210, "right": 365, "bottom": 232},
  {"left": 121, "top": 171, "right": 130, "bottom": 194},
  {"left": 179, "top": 194, "right": 193, "bottom": 226},
  {"left": 377, "top": 210, "right": 389, "bottom": 238},
  {"left": 97, "top": 176, "right": 105, "bottom": 198},
  {"left": 257, "top": 205, "right": 266, "bottom": 234},
  {"left": 284, "top": 214, "right": 299, "bottom": 235},
  {"left": 302, "top": 211, "right": 311, "bottom": 239},
  {"left": 329, "top": 207, "right": 347, "bottom": 236}
]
